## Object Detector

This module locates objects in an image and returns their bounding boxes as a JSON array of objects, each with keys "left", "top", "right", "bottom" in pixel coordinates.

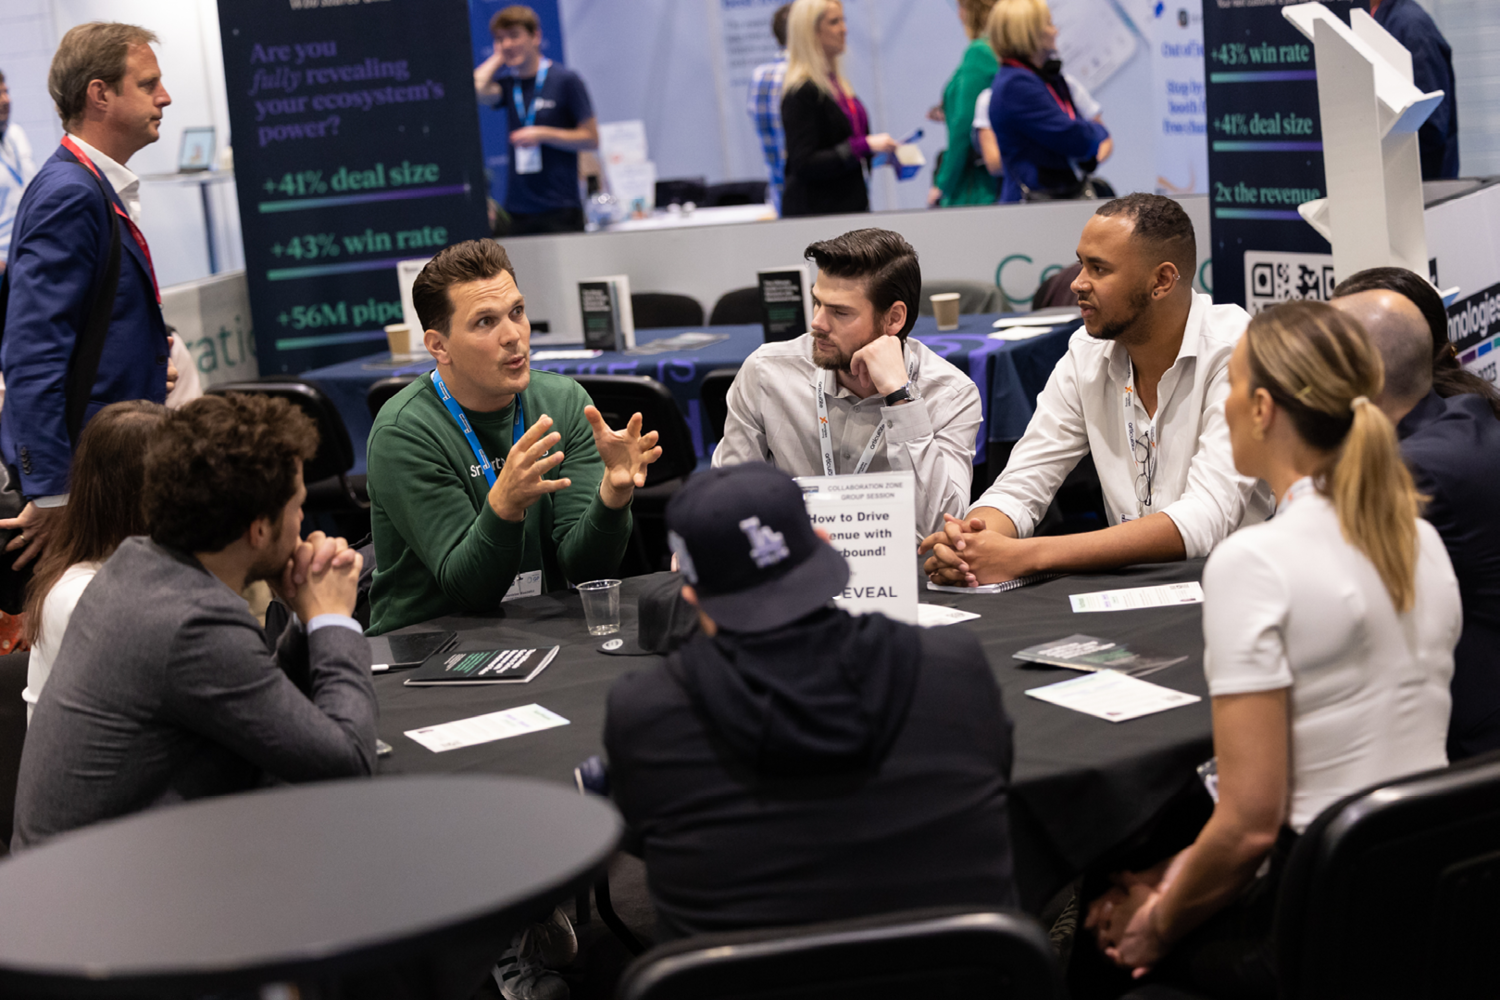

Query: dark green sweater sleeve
[
  {"left": 935, "top": 41, "right": 999, "bottom": 201},
  {"left": 545, "top": 380, "right": 634, "bottom": 584},
  {"left": 368, "top": 420, "right": 529, "bottom": 611}
]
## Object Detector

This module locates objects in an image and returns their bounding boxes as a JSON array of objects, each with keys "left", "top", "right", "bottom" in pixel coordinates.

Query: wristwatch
[{"left": 884, "top": 380, "right": 921, "bottom": 406}]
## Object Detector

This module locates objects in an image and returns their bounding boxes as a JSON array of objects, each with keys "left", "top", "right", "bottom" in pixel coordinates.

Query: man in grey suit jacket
[{"left": 13, "top": 393, "right": 377, "bottom": 850}]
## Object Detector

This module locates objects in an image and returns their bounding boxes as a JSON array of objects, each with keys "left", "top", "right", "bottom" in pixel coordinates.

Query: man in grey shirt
[{"left": 13, "top": 393, "right": 376, "bottom": 850}]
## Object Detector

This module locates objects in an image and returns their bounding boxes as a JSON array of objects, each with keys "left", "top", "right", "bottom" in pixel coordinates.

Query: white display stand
[
  {"left": 1282, "top": 3, "right": 1444, "bottom": 280},
  {"left": 798, "top": 472, "right": 919, "bottom": 625}
]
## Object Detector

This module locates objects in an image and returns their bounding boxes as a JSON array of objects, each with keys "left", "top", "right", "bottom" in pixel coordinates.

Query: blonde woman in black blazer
[{"left": 779, "top": 0, "right": 896, "bottom": 217}]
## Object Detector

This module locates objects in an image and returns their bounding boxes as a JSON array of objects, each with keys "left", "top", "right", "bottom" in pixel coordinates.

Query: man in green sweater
[{"left": 367, "top": 239, "right": 660, "bottom": 636}]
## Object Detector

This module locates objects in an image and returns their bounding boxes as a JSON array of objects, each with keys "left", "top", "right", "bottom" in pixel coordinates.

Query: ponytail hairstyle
[{"left": 1244, "top": 300, "right": 1422, "bottom": 611}]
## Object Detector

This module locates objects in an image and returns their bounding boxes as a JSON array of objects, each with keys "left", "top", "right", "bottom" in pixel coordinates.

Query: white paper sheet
[
  {"left": 532, "top": 349, "right": 603, "bottom": 360},
  {"left": 1025, "top": 671, "right": 1201, "bottom": 722},
  {"left": 990, "top": 325, "right": 1079, "bottom": 342},
  {"left": 1070, "top": 581, "right": 1204, "bottom": 612},
  {"left": 992, "top": 308, "right": 1082, "bottom": 328},
  {"left": 916, "top": 604, "right": 982, "bottom": 627},
  {"left": 404, "top": 704, "right": 569, "bottom": 753}
]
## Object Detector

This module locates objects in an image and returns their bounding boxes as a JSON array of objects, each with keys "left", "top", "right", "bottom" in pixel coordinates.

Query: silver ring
[{"left": 14, "top": 534, "right": 25, "bottom": 546}]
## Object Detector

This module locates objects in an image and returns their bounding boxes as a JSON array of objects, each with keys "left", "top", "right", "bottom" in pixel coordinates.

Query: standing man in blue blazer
[{"left": 0, "top": 22, "right": 173, "bottom": 569}]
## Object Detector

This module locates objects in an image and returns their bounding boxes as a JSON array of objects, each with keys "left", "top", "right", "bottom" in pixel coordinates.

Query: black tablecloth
[{"left": 376, "top": 561, "right": 1213, "bottom": 912}]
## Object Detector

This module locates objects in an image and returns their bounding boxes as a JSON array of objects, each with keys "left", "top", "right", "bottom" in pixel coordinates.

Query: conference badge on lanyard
[
  {"left": 512, "top": 58, "right": 551, "bottom": 175},
  {"left": 812, "top": 359, "right": 913, "bottom": 477}
]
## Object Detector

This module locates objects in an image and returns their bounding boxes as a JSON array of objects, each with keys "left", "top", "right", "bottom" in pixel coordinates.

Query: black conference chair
[
  {"left": 655, "top": 177, "right": 707, "bottom": 208},
  {"left": 616, "top": 907, "right": 1065, "bottom": 1000},
  {"left": 0, "top": 651, "right": 28, "bottom": 855},
  {"left": 918, "top": 280, "right": 1010, "bottom": 316},
  {"left": 1273, "top": 752, "right": 1500, "bottom": 1000},
  {"left": 697, "top": 367, "right": 739, "bottom": 445},
  {"left": 708, "top": 287, "right": 761, "bottom": 326},
  {"left": 1032, "top": 263, "right": 1082, "bottom": 310},
  {"left": 702, "top": 180, "right": 768, "bottom": 207},
  {"left": 207, "top": 381, "right": 369, "bottom": 535},
  {"left": 1121, "top": 752, "right": 1500, "bottom": 1000},
  {"left": 367, "top": 375, "right": 419, "bottom": 420},
  {"left": 571, "top": 375, "right": 697, "bottom": 573},
  {"left": 631, "top": 293, "right": 705, "bottom": 330}
]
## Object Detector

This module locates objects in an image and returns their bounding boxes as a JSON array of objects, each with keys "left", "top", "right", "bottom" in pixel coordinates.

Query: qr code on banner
[{"left": 1244, "top": 251, "right": 1338, "bottom": 315}]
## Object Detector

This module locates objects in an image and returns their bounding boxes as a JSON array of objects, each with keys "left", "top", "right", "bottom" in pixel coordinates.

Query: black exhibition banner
[
  {"left": 218, "top": 0, "right": 489, "bottom": 373},
  {"left": 1203, "top": 0, "right": 1352, "bottom": 310}
]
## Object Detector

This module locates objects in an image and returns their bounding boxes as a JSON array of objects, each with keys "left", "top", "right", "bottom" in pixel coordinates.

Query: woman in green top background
[{"left": 930, "top": 0, "right": 1001, "bottom": 207}]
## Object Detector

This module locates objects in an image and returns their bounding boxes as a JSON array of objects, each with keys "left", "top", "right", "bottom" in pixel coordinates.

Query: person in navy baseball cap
[
  {"left": 603, "top": 460, "right": 1019, "bottom": 939},
  {"left": 665, "top": 462, "right": 849, "bottom": 632}
]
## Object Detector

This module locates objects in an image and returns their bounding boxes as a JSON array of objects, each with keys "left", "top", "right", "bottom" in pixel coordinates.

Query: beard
[
  {"left": 811, "top": 335, "right": 855, "bottom": 373},
  {"left": 1087, "top": 286, "right": 1152, "bottom": 341}
]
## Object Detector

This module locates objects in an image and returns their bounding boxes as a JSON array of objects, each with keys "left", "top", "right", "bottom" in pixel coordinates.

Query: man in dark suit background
[
  {"left": 0, "top": 22, "right": 173, "bottom": 570},
  {"left": 1334, "top": 287, "right": 1500, "bottom": 760}
]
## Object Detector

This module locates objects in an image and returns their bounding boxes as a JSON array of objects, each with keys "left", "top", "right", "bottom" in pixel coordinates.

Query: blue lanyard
[
  {"left": 430, "top": 370, "right": 525, "bottom": 488},
  {"left": 511, "top": 58, "right": 551, "bottom": 127}
]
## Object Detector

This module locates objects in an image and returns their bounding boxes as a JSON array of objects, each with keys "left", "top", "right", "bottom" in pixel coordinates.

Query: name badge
[
  {"left": 514, "top": 145, "right": 542, "bottom": 174},
  {"left": 502, "top": 569, "right": 542, "bottom": 602}
]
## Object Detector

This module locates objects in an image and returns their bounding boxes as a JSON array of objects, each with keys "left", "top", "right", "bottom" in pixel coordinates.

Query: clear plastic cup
[{"left": 578, "top": 579, "right": 622, "bottom": 636}]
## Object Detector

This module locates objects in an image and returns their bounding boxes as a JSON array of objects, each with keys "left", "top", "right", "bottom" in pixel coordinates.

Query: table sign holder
[
  {"left": 579, "top": 274, "right": 636, "bottom": 351},
  {"left": 1282, "top": 3, "right": 1443, "bottom": 281},
  {"left": 757, "top": 264, "right": 814, "bottom": 343},
  {"left": 397, "top": 256, "right": 435, "bottom": 336},
  {"left": 797, "top": 471, "right": 919, "bottom": 624}
]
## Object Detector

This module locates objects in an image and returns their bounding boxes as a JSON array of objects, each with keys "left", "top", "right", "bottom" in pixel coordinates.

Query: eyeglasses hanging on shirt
[
  {"left": 1124, "top": 381, "right": 1157, "bottom": 519},
  {"left": 510, "top": 58, "right": 551, "bottom": 175},
  {"left": 812, "top": 357, "right": 916, "bottom": 477}
]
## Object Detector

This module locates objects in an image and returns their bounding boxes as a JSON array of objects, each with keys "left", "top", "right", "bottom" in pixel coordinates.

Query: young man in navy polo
[{"left": 473, "top": 5, "right": 597, "bottom": 235}]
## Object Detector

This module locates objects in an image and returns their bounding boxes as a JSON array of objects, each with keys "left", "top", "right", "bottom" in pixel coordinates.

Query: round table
[
  {"left": 375, "top": 563, "right": 1214, "bottom": 912},
  {"left": 0, "top": 776, "right": 622, "bottom": 996}
]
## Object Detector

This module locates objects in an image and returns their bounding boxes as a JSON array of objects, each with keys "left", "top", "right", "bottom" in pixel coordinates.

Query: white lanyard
[
  {"left": 812, "top": 358, "right": 915, "bottom": 477},
  {"left": 1123, "top": 372, "right": 1157, "bottom": 516}
]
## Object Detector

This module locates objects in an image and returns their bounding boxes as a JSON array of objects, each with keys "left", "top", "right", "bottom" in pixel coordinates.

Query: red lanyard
[
  {"left": 60, "top": 135, "right": 160, "bottom": 304},
  {"left": 1003, "top": 58, "right": 1075, "bottom": 120}
]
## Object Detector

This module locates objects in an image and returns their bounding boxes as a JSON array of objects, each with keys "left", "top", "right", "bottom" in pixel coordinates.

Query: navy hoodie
[{"left": 605, "top": 607, "right": 1018, "bottom": 939}]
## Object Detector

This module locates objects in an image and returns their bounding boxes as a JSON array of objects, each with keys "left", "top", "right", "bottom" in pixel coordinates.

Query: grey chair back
[
  {"left": 918, "top": 280, "right": 1010, "bottom": 317},
  {"left": 616, "top": 908, "right": 1064, "bottom": 1000}
]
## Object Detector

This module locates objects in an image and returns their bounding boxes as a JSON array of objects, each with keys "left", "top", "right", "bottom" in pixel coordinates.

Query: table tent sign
[
  {"left": 1282, "top": 3, "right": 1442, "bottom": 284},
  {"left": 797, "top": 472, "right": 919, "bottom": 625}
]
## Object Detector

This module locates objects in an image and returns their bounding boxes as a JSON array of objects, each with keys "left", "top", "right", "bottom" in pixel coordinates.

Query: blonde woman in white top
[{"left": 1087, "top": 300, "right": 1460, "bottom": 996}]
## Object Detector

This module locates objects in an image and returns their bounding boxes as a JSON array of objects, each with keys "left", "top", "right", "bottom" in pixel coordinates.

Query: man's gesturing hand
[
  {"left": 488, "top": 414, "right": 569, "bottom": 522},
  {"left": 586, "top": 405, "right": 661, "bottom": 509}
]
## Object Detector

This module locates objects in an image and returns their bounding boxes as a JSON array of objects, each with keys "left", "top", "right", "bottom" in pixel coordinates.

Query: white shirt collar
[
  {"left": 66, "top": 134, "right": 141, "bottom": 225},
  {"left": 1107, "top": 291, "right": 1209, "bottom": 384}
]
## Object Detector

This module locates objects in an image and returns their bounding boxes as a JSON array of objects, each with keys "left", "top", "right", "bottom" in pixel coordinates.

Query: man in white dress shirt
[
  {"left": 0, "top": 68, "right": 38, "bottom": 274},
  {"left": 712, "top": 228, "right": 983, "bottom": 540},
  {"left": 922, "top": 194, "right": 1271, "bottom": 584}
]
